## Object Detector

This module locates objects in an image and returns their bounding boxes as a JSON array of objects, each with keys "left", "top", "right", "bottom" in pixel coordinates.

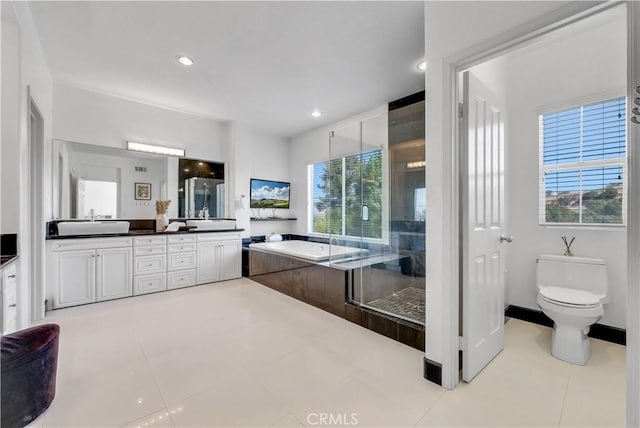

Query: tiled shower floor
[{"left": 366, "top": 286, "right": 425, "bottom": 324}]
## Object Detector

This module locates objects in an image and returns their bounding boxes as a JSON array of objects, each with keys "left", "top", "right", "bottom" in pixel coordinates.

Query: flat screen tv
[{"left": 250, "top": 179, "right": 290, "bottom": 209}]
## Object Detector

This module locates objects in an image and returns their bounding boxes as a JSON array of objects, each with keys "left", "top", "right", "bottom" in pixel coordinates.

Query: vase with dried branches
[
  {"left": 155, "top": 200, "right": 171, "bottom": 232},
  {"left": 561, "top": 236, "right": 575, "bottom": 256}
]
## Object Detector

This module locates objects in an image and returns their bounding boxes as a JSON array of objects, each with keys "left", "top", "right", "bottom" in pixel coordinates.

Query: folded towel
[
  {"left": 165, "top": 221, "right": 186, "bottom": 232},
  {"left": 267, "top": 233, "right": 283, "bottom": 242}
]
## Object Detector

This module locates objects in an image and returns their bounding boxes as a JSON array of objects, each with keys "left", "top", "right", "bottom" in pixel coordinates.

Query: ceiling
[{"left": 28, "top": 1, "right": 425, "bottom": 138}]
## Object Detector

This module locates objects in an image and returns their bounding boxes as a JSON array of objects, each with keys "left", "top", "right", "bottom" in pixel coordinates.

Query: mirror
[{"left": 52, "top": 140, "right": 227, "bottom": 220}]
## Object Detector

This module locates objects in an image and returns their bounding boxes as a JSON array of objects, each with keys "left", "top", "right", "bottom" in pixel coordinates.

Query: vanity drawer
[
  {"left": 134, "top": 245, "right": 166, "bottom": 256},
  {"left": 167, "top": 235, "right": 196, "bottom": 244},
  {"left": 134, "top": 273, "right": 166, "bottom": 295},
  {"left": 134, "top": 254, "right": 166, "bottom": 275},
  {"left": 49, "top": 237, "right": 132, "bottom": 252},
  {"left": 197, "top": 232, "right": 241, "bottom": 242},
  {"left": 167, "top": 252, "right": 196, "bottom": 271},
  {"left": 167, "top": 269, "right": 196, "bottom": 290},
  {"left": 133, "top": 236, "right": 167, "bottom": 247},
  {"left": 168, "top": 243, "right": 196, "bottom": 253}
]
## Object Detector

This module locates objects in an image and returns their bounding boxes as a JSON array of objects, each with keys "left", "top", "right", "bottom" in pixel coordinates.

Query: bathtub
[{"left": 249, "top": 240, "right": 367, "bottom": 262}]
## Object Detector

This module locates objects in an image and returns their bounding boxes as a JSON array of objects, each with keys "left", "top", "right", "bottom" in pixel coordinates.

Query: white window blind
[
  {"left": 308, "top": 150, "right": 382, "bottom": 239},
  {"left": 540, "top": 96, "right": 626, "bottom": 225}
]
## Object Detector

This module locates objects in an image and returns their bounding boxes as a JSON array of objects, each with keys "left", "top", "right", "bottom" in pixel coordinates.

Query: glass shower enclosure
[{"left": 324, "top": 97, "right": 425, "bottom": 326}]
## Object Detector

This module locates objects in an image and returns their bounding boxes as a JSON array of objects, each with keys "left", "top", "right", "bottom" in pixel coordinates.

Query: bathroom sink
[
  {"left": 57, "top": 221, "right": 130, "bottom": 236},
  {"left": 186, "top": 220, "right": 236, "bottom": 230}
]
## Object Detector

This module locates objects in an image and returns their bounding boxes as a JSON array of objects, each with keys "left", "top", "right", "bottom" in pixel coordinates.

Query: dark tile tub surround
[
  {"left": 246, "top": 238, "right": 425, "bottom": 351},
  {"left": 1, "top": 234, "right": 18, "bottom": 267}
]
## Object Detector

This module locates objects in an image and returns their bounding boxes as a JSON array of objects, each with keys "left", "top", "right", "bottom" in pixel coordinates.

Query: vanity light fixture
[
  {"left": 176, "top": 55, "right": 194, "bottom": 66},
  {"left": 127, "top": 141, "right": 185, "bottom": 157},
  {"left": 311, "top": 110, "right": 322, "bottom": 118},
  {"left": 417, "top": 60, "right": 427, "bottom": 71},
  {"left": 406, "top": 160, "right": 426, "bottom": 169}
]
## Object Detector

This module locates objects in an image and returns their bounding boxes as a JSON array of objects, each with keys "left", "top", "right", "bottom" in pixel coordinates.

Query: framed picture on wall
[{"left": 135, "top": 182, "right": 151, "bottom": 200}]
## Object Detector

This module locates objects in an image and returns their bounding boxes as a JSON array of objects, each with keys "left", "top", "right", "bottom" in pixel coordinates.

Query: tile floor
[{"left": 29, "top": 278, "right": 625, "bottom": 427}]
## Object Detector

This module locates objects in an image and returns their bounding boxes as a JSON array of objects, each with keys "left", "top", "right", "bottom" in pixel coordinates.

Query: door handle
[{"left": 500, "top": 234, "right": 514, "bottom": 243}]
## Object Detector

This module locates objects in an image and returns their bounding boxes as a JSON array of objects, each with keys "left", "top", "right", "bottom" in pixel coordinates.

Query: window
[
  {"left": 308, "top": 150, "right": 383, "bottom": 239},
  {"left": 540, "top": 96, "right": 626, "bottom": 225}
]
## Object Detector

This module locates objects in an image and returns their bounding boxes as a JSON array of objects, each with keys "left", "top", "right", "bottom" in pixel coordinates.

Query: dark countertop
[
  {"left": 46, "top": 228, "right": 244, "bottom": 240},
  {"left": 0, "top": 255, "right": 18, "bottom": 268}
]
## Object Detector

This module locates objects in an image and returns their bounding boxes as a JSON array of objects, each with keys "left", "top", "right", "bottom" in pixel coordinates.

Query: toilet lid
[{"left": 539, "top": 286, "right": 601, "bottom": 306}]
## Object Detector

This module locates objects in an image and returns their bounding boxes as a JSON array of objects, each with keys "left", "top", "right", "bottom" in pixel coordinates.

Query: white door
[
  {"left": 196, "top": 242, "right": 220, "bottom": 284},
  {"left": 53, "top": 249, "right": 95, "bottom": 308},
  {"left": 461, "top": 70, "right": 506, "bottom": 382},
  {"left": 96, "top": 247, "right": 133, "bottom": 301},
  {"left": 219, "top": 240, "right": 242, "bottom": 281}
]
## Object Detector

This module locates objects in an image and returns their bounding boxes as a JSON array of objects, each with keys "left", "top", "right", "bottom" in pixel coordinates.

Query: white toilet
[{"left": 536, "top": 254, "right": 610, "bottom": 365}]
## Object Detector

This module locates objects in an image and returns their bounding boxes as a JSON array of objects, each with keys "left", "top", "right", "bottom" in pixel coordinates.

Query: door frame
[
  {"left": 27, "top": 88, "right": 46, "bottom": 324},
  {"left": 438, "top": 2, "right": 638, "bottom": 423}
]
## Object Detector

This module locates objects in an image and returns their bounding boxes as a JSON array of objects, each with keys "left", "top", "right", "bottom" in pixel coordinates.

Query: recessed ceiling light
[
  {"left": 176, "top": 55, "right": 194, "bottom": 66},
  {"left": 417, "top": 60, "right": 427, "bottom": 71},
  {"left": 311, "top": 110, "right": 322, "bottom": 118}
]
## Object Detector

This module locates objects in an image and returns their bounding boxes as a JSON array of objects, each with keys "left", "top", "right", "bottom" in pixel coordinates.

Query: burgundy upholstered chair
[{"left": 1, "top": 324, "right": 60, "bottom": 428}]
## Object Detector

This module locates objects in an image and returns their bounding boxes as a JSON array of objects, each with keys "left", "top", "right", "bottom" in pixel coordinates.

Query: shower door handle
[
  {"left": 362, "top": 205, "right": 369, "bottom": 221},
  {"left": 500, "top": 233, "right": 514, "bottom": 243}
]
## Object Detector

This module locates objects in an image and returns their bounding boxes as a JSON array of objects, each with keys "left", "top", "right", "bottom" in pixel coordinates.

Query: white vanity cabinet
[
  {"left": 47, "top": 237, "right": 133, "bottom": 309},
  {"left": 133, "top": 235, "right": 167, "bottom": 295},
  {"left": 1, "top": 262, "right": 18, "bottom": 334},
  {"left": 46, "top": 231, "right": 241, "bottom": 309},
  {"left": 196, "top": 233, "right": 241, "bottom": 284}
]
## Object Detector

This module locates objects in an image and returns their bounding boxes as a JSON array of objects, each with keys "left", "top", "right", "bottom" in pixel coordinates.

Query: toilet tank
[{"left": 537, "top": 255, "right": 610, "bottom": 303}]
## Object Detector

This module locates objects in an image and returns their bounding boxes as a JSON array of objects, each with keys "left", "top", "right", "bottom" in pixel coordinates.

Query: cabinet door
[
  {"left": 196, "top": 242, "right": 219, "bottom": 284},
  {"left": 96, "top": 247, "right": 133, "bottom": 301},
  {"left": 2, "top": 264, "right": 18, "bottom": 334},
  {"left": 219, "top": 240, "right": 242, "bottom": 281},
  {"left": 53, "top": 249, "right": 96, "bottom": 308}
]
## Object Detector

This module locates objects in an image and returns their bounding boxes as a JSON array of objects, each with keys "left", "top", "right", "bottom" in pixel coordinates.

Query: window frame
[{"left": 538, "top": 93, "right": 627, "bottom": 227}]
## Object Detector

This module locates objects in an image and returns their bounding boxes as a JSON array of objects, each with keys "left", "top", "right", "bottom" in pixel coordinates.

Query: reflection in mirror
[
  {"left": 78, "top": 180, "right": 118, "bottom": 219},
  {"left": 178, "top": 159, "right": 225, "bottom": 218},
  {"left": 52, "top": 140, "right": 169, "bottom": 219}
]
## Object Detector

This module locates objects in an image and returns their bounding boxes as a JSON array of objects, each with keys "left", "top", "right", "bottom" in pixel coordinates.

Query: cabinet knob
[
  {"left": 7, "top": 274, "right": 16, "bottom": 279},
  {"left": 8, "top": 304, "right": 16, "bottom": 308},
  {"left": 147, "top": 264, "right": 152, "bottom": 267}
]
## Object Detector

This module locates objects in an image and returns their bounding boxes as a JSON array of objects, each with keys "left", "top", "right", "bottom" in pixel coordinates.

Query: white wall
[
  {"left": 1, "top": 15, "right": 21, "bottom": 234},
  {"left": 504, "top": 17, "right": 627, "bottom": 328},
  {"left": 289, "top": 105, "right": 388, "bottom": 237},
  {"left": 52, "top": 84, "right": 230, "bottom": 219},
  {"left": 424, "top": 0, "right": 602, "bottom": 388},
  {"left": 229, "top": 124, "right": 292, "bottom": 238},
  {"left": 2, "top": 1, "right": 55, "bottom": 326}
]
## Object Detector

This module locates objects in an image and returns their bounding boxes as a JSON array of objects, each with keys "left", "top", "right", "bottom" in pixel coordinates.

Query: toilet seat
[{"left": 538, "top": 286, "right": 601, "bottom": 308}]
